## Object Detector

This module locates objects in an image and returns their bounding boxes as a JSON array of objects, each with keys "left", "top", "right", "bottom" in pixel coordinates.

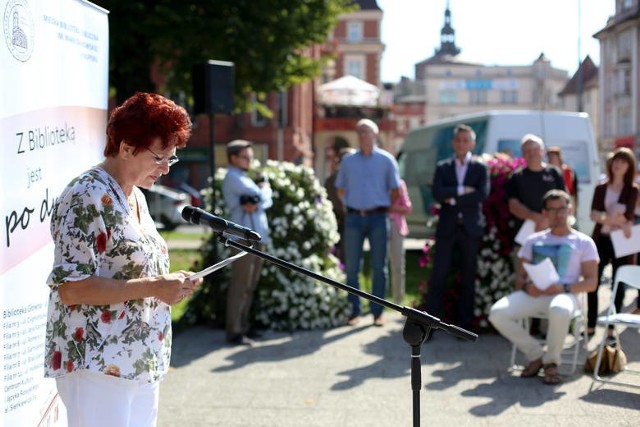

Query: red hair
[{"left": 104, "top": 92, "right": 192, "bottom": 157}]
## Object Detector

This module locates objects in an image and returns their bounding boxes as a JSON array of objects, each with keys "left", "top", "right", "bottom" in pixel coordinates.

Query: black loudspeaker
[{"left": 192, "top": 60, "right": 234, "bottom": 115}]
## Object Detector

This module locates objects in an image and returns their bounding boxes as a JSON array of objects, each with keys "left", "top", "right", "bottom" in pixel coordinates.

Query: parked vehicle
[
  {"left": 398, "top": 110, "right": 601, "bottom": 238},
  {"left": 140, "top": 184, "right": 191, "bottom": 230}
]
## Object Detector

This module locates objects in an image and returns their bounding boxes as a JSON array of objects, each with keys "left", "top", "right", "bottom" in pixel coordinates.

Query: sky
[{"left": 377, "top": 0, "right": 616, "bottom": 82}]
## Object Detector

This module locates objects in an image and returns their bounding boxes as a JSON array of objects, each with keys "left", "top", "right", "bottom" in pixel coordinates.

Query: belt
[{"left": 346, "top": 206, "right": 388, "bottom": 216}]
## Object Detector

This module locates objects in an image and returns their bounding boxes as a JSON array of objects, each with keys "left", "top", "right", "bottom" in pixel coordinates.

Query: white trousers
[
  {"left": 388, "top": 225, "right": 405, "bottom": 304},
  {"left": 56, "top": 370, "right": 160, "bottom": 427},
  {"left": 489, "top": 291, "right": 578, "bottom": 365}
]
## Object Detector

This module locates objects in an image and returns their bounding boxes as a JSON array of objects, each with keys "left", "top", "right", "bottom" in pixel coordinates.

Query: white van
[{"left": 398, "top": 110, "right": 601, "bottom": 238}]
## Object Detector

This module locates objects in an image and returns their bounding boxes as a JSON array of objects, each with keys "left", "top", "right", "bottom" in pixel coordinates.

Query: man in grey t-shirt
[{"left": 489, "top": 190, "right": 599, "bottom": 385}]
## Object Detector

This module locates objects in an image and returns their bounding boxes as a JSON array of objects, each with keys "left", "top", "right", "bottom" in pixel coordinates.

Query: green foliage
[
  {"left": 182, "top": 160, "right": 350, "bottom": 331},
  {"left": 91, "top": 0, "right": 356, "bottom": 105}
]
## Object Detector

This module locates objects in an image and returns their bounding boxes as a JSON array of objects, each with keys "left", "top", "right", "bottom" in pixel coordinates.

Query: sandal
[
  {"left": 521, "top": 358, "right": 543, "bottom": 378},
  {"left": 543, "top": 363, "right": 561, "bottom": 385}
]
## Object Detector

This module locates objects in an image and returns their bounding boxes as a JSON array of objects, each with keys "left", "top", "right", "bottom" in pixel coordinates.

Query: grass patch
[
  {"left": 160, "top": 229, "right": 211, "bottom": 241},
  {"left": 168, "top": 248, "right": 202, "bottom": 322},
  {"left": 358, "top": 249, "right": 424, "bottom": 308}
]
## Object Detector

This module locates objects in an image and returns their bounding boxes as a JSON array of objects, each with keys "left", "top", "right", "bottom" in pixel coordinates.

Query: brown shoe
[
  {"left": 543, "top": 363, "right": 561, "bottom": 385},
  {"left": 373, "top": 315, "right": 384, "bottom": 327},
  {"left": 520, "top": 358, "right": 543, "bottom": 378},
  {"left": 346, "top": 316, "right": 360, "bottom": 326}
]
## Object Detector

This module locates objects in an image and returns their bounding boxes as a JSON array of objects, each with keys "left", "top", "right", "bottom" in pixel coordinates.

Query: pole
[
  {"left": 576, "top": 0, "right": 583, "bottom": 112},
  {"left": 209, "top": 112, "right": 217, "bottom": 261},
  {"left": 209, "top": 112, "right": 216, "bottom": 210}
]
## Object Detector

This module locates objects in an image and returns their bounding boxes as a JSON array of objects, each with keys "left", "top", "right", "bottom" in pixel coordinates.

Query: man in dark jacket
[{"left": 425, "top": 124, "right": 489, "bottom": 331}]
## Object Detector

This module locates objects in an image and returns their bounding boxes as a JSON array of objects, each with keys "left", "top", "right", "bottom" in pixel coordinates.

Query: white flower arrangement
[{"left": 205, "top": 160, "right": 350, "bottom": 331}]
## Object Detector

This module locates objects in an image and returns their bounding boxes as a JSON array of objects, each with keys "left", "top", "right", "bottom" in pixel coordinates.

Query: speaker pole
[{"left": 209, "top": 112, "right": 216, "bottom": 210}]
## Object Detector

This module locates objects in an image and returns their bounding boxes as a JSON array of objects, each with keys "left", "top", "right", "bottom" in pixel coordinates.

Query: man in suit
[{"left": 424, "top": 124, "right": 489, "bottom": 331}]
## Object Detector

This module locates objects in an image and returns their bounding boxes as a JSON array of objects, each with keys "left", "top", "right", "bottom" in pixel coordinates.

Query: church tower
[{"left": 435, "top": 0, "right": 461, "bottom": 56}]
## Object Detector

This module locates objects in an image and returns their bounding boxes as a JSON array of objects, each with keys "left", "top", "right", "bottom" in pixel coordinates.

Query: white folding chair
[
  {"left": 510, "top": 295, "right": 588, "bottom": 374},
  {"left": 592, "top": 265, "right": 640, "bottom": 388}
]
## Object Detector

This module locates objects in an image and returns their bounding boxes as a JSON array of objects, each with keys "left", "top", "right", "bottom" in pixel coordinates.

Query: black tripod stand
[{"left": 215, "top": 235, "right": 477, "bottom": 427}]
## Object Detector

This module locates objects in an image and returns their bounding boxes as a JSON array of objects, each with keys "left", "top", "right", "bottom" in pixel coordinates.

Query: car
[{"left": 140, "top": 184, "right": 191, "bottom": 230}]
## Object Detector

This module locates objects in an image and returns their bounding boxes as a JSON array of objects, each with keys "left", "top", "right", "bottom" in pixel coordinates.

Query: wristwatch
[{"left": 563, "top": 283, "right": 571, "bottom": 294}]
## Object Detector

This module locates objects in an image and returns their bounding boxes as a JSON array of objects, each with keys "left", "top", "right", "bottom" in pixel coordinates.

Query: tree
[{"left": 92, "top": 0, "right": 355, "bottom": 106}]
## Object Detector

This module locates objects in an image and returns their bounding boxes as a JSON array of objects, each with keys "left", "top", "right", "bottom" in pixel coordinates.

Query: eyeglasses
[
  {"left": 145, "top": 147, "right": 179, "bottom": 167},
  {"left": 237, "top": 155, "right": 253, "bottom": 161}
]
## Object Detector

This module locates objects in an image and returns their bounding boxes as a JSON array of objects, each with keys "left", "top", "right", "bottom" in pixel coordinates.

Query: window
[
  {"left": 469, "top": 90, "right": 488, "bottom": 104},
  {"left": 616, "top": 65, "right": 631, "bottom": 95},
  {"left": 250, "top": 94, "right": 266, "bottom": 127},
  {"left": 618, "top": 106, "right": 632, "bottom": 136},
  {"left": 439, "top": 90, "right": 456, "bottom": 104},
  {"left": 345, "top": 57, "right": 364, "bottom": 80},
  {"left": 497, "top": 139, "right": 522, "bottom": 158},
  {"left": 347, "top": 22, "right": 363, "bottom": 42},
  {"left": 500, "top": 90, "right": 518, "bottom": 104},
  {"left": 617, "top": 30, "right": 633, "bottom": 61}
]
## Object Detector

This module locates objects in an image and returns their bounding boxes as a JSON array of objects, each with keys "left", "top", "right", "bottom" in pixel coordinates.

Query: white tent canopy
[{"left": 317, "top": 75, "right": 380, "bottom": 106}]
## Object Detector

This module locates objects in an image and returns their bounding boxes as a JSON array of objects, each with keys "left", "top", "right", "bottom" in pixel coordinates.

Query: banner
[{"left": 1, "top": 1, "right": 108, "bottom": 425}]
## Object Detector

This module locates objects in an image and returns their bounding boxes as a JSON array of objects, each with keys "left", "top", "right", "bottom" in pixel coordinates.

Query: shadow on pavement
[
  {"left": 208, "top": 324, "right": 369, "bottom": 373},
  {"left": 580, "top": 388, "right": 640, "bottom": 410}
]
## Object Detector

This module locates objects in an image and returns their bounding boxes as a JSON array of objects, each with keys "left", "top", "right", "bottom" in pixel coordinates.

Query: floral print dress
[{"left": 44, "top": 166, "right": 171, "bottom": 383}]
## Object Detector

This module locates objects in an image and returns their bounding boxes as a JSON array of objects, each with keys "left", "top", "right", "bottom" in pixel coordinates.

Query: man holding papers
[
  {"left": 506, "top": 134, "right": 566, "bottom": 336},
  {"left": 489, "top": 190, "right": 599, "bottom": 385}
]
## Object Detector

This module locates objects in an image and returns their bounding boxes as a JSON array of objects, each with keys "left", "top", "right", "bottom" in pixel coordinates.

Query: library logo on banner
[{"left": 3, "top": 0, "right": 34, "bottom": 62}]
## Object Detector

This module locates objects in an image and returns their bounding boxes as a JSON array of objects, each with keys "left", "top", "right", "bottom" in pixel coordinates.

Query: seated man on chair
[{"left": 489, "top": 190, "right": 599, "bottom": 385}]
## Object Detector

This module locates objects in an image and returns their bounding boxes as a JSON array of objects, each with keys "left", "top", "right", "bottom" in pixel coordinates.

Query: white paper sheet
[
  {"left": 515, "top": 219, "right": 536, "bottom": 245},
  {"left": 610, "top": 224, "right": 640, "bottom": 258},
  {"left": 523, "top": 258, "right": 560, "bottom": 290},
  {"left": 189, "top": 251, "right": 248, "bottom": 280}
]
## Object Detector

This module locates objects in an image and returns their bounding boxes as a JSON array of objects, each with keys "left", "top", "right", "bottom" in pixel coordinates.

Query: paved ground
[{"left": 157, "top": 283, "right": 640, "bottom": 427}]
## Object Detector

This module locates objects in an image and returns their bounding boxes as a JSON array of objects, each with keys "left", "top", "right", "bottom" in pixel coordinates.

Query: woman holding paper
[
  {"left": 44, "top": 92, "right": 203, "bottom": 427},
  {"left": 587, "top": 147, "right": 638, "bottom": 336}
]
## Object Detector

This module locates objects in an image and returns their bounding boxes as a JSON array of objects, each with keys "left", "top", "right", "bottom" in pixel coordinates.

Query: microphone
[{"left": 181, "top": 206, "right": 262, "bottom": 241}]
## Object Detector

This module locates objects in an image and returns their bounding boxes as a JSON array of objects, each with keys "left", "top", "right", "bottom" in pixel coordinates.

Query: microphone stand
[{"left": 214, "top": 234, "right": 477, "bottom": 427}]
